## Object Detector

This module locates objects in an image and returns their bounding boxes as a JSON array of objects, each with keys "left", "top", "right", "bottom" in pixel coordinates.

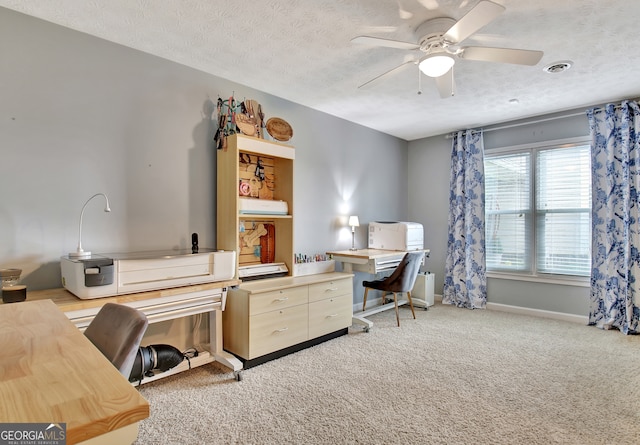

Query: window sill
[{"left": 487, "top": 272, "right": 589, "bottom": 287}]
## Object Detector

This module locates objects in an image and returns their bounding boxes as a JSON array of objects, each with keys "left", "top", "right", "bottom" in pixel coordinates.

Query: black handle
[{"left": 191, "top": 233, "right": 199, "bottom": 254}]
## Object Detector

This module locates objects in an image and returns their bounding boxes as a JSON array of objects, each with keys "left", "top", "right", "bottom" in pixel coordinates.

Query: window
[{"left": 484, "top": 141, "right": 591, "bottom": 277}]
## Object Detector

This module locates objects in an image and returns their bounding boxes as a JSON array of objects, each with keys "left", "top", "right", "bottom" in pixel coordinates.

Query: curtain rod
[
  {"left": 445, "top": 111, "right": 585, "bottom": 139},
  {"left": 483, "top": 111, "right": 586, "bottom": 133},
  {"left": 446, "top": 100, "right": 639, "bottom": 139}
]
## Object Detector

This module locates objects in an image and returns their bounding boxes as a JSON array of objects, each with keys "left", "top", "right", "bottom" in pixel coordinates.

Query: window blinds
[
  {"left": 535, "top": 145, "right": 591, "bottom": 275},
  {"left": 485, "top": 144, "right": 591, "bottom": 276}
]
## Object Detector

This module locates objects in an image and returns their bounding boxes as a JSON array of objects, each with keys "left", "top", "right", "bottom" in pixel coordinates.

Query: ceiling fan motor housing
[{"left": 416, "top": 17, "right": 456, "bottom": 52}]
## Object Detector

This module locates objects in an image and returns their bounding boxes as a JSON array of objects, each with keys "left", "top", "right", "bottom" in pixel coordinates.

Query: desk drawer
[
  {"left": 249, "top": 304, "right": 308, "bottom": 358},
  {"left": 308, "top": 278, "right": 352, "bottom": 303},
  {"left": 250, "top": 286, "right": 308, "bottom": 315},
  {"left": 66, "top": 289, "right": 225, "bottom": 329},
  {"left": 309, "top": 294, "right": 352, "bottom": 338}
]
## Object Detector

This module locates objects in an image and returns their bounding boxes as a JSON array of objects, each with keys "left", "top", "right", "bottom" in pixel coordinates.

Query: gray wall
[
  {"left": 0, "top": 8, "right": 408, "bottom": 291},
  {"left": 408, "top": 111, "right": 592, "bottom": 316},
  {"left": 408, "top": 134, "right": 450, "bottom": 291},
  {"left": 0, "top": 7, "right": 599, "bottom": 317}
]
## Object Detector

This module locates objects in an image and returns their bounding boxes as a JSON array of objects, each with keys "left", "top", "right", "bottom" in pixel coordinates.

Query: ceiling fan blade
[
  {"left": 396, "top": 0, "right": 413, "bottom": 19},
  {"left": 416, "top": 0, "right": 439, "bottom": 10},
  {"left": 443, "top": 0, "right": 505, "bottom": 44},
  {"left": 358, "top": 60, "right": 416, "bottom": 89},
  {"left": 435, "top": 68, "right": 456, "bottom": 99},
  {"left": 351, "top": 35, "right": 419, "bottom": 50},
  {"left": 460, "top": 46, "right": 544, "bottom": 65}
]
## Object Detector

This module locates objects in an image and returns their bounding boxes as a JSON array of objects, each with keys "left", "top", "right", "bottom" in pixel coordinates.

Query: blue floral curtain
[
  {"left": 587, "top": 100, "right": 640, "bottom": 334},
  {"left": 443, "top": 130, "right": 487, "bottom": 309}
]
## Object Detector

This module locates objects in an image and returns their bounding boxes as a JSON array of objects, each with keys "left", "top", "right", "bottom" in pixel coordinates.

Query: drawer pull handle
[
  {"left": 327, "top": 314, "right": 339, "bottom": 318},
  {"left": 275, "top": 327, "right": 289, "bottom": 333},
  {"left": 275, "top": 297, "right": 289, "bottom": 302},
  {"left": 326, "top": 287, "right": 339, "bottom": 292}
]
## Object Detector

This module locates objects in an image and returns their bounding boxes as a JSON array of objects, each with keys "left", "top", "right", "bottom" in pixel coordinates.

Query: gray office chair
[
  {"left": 362, "top": 251, "right": 423, "bottom": 326},
  {"left": 84, "top": 302, "right": 149, "bottom": 378}
]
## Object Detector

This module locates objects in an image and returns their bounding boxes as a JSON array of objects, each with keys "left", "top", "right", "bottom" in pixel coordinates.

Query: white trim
[
  {"left": 485, "top": 139, "right": 593, "bottom": 279},
  {"left": 358, "top": 294, "right": 588, "bottom": 325},
  {"left": 486, "top": 302, "right": 588, "bottom": 324},
  {"left": 487, "top": 272, "right": 590, "bottom": 287}
]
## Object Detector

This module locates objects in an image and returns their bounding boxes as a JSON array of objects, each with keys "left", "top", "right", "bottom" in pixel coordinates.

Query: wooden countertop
[
  {"left": 236, "top": 271, "right": 353, "bottom": 293},
  {"left": 22, "top": 279, "right": 240, "bottom": 313},
  {"left": 327, "top": 248, "right": 410, "bottom": 259},
  {"left": 0, "top": 299, "right": 149, "bottom": 444},
  {"left": 327, "top": 248, "right": 430, "bottom": 259}
]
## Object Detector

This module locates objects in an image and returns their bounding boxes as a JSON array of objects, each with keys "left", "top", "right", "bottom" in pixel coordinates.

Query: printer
[
  {"left": 61, "top": 249, "right": 236, "bottom": 299},
  {"left": 368, "top": 221, "right": 424, "bottom": 251}
]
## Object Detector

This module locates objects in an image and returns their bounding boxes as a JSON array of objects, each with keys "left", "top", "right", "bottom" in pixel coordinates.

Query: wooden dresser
[{"left": 223, "top": 272, "right": 353, "bottom": 367}]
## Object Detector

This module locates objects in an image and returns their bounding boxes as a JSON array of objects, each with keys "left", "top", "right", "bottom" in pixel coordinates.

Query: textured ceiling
[{"left": 2, "top": 0, "right": 639, "bottom": 141}]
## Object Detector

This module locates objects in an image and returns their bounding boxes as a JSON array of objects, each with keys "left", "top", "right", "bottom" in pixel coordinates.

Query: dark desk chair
[
  {"left": 362, "top": 251, "right": 423, "bottom": 326},
  {"left": 84, "top": 303, "right": 149, "bottom": 378}
]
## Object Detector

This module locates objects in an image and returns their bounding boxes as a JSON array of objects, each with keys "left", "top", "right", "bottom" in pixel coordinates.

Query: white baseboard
[
  {"left": 352, "top": 296, "right": 384, "bottom": 313},
  {"left": 436, "top": 293, "right": 587, "bottom": 324},
  {"left": 353, "top": 294, "right": 588, "bottom": 325},
  {"left": 352, "top": 294, "right": 435, "bottom": 314},
  {"left": 486, "top": 302, "right": 588, "bottom": 324}
]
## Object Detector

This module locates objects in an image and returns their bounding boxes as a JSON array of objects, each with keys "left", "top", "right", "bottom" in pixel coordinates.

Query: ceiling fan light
[{"left": 419, "top": 53, "right": 455, "bottom": 77}]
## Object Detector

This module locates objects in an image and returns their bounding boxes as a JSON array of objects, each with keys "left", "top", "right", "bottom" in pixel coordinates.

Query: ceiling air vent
[{"left": 543, "top": 60, "right": 573, "bottom": 74}]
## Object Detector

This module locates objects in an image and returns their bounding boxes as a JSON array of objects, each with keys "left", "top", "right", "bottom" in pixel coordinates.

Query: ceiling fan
[{"left": 352, "top": 0, "right": 543, "bottom": 98}]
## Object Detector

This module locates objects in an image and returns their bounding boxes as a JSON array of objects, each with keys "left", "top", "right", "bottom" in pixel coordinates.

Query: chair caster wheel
[{"left": 234, "top": 370, "right": 243, "bottom": 381}]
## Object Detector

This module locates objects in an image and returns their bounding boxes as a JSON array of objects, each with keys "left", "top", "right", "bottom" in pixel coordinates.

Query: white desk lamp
[
  {"left": 348, "top": 215, "right": 359, "bottom": 251},
  {"left": 69, "top": 193, "right": 111, "bottom": 258}
]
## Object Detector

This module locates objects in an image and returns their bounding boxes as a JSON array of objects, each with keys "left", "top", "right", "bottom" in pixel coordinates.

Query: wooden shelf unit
[
  {"left": 217, "top": 134, "right": 353, "bottom": 367},
  {"left": 216, "top": 134, "right": 295, "bottom": 277}
]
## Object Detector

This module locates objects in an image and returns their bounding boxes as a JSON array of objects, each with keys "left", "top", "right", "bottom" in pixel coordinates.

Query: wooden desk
[
  {"left": 327, "top": 249, "right": 430, "bottom": 331},
  {"left": 0, "top": 299, "right": 149, "bottom": 444},
  {"left": 26, "top": 280, "right": 244, "bottom": 382}
]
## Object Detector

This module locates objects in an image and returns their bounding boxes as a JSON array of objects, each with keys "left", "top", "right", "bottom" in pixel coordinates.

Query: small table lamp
[
  {"left": 69, "top": 193, "right": 111, "bottom": 258},
  {"left": 348, "top": 215, "right": 360, "bottom": 251}
]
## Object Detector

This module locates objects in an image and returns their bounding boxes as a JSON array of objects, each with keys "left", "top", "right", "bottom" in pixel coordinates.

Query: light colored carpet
[{"left": 134, "top": 303, "right": 640, "bottom": 445}]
